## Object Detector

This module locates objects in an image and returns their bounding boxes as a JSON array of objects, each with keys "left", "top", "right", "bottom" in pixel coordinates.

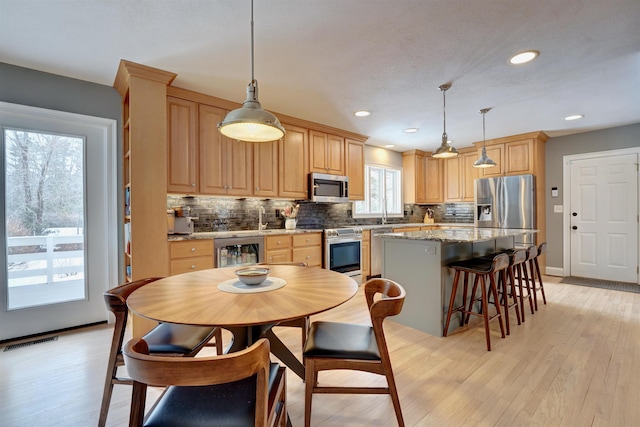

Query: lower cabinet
[
  {"left": 265, "top": 233, "right": 322, "bottom": 266},
  {"left": 169, "top": 240, "right": 214, "bottom": 275}
]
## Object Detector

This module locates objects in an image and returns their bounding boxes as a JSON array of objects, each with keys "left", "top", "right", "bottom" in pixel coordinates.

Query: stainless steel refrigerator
[{"left": 474, "top": 174, "right": 536, "bottom": 246}]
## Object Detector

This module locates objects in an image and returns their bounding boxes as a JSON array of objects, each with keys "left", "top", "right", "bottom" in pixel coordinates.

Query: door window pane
[{"left": 4, "top": 129, "right": 86, "bottom": 309}]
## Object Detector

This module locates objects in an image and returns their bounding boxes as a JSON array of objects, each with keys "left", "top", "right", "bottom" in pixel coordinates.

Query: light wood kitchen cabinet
[
  {"left": 345, "top": 138, "right": 365, "bottom": 200},
  {"left": 253, "top": 140, "right": 279, "bottom": 197},
  {"left": 361, "top": 230, "right": 370, "bottom": 278},
  {"left": 167, "top": 97, "right": 198, "bottom": 193},
  {"left": 292, "top": 233, "right": 323, "bottom": 267},
  {"left": 309, "top": 130, "right": 344, "bottom": 175},
  {"left": 198, "top": 104, "right": 253, "bottom": 196},
  {"left": 279, "top": 124, "right": 309, "bottom": 199},
  {"left": 169, "top": 240, "right": 214, "bottom": 275},
  {"left": 265, "top": 233, "right": 323, "bottom": 266},
  {"left": 265, "top": 235, "right": 293, "bottom": 263},
  {"left": 403, "top": 150, "right": 443, "bottom": 204},
  {"left": 474, "top": 132, "right": 547, "bottom": 178},
  {"left": 444, "top": 147, "right": 479, "bottom": 202}
]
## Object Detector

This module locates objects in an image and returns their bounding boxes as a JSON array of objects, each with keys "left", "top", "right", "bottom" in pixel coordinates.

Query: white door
[
  {"left": 569, "top": 152, "right": 638, "bottom": 283},
  {"left": 0, "top": 102, "right": 117, "bottom": 341}
]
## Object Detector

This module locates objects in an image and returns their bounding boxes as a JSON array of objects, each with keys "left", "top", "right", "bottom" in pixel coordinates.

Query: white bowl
[{"left": 235, "top": 267, "right": 270, "bottom": 285}]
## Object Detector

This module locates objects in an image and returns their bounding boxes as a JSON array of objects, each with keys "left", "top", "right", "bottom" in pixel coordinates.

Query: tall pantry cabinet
[{"left": 114, "top": 60, "right": 175, "bottom": 336}]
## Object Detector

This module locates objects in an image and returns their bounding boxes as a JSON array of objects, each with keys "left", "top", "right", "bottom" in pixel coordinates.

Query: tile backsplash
[{"left": 167, "top": 195, "right": 473, "bottom": 232}]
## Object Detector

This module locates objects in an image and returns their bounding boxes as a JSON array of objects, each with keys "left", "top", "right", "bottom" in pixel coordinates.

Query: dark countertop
[{"left": 380, "top": 227, "right": 536, "bottom": 243}]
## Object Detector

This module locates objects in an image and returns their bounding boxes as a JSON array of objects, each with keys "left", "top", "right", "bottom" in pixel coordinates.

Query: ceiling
[{"left": 2, "top": 0, "right": 639, "bottom": 152}]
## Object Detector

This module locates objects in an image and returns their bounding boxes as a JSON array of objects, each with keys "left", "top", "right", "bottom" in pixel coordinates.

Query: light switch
[
  {"left": 551, "top": 187, "right": 559, "bottom": 197},
  {"left": 554, "top": 205, "right": 563, "bottom": 213}
]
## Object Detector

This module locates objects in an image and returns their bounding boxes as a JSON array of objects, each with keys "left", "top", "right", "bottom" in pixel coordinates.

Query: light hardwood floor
[{"left": 1, "top": 275, "right": 639, "bottom": 426}]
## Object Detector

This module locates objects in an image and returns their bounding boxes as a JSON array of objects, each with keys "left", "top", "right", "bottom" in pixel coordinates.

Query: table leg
[{"left": 224, "top": 325, "right": 305, "bottom": 380}]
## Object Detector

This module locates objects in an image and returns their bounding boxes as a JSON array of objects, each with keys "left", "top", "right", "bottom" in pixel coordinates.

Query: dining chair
[
  {"left": 99, "top": 278, "right": 223, "bottom": 427},
  {"left": 302, "top": 278, "right": 406, "bottom": 427},
  {"left": 259, "top": 262, "right": 310, "bottom": 347},
  {"left": 123, "top": 337, "right": 288, "bottom": 427}
]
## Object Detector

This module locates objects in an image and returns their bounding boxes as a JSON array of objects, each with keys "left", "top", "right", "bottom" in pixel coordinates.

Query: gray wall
[{"left": 544, "top": 123, "right": 640, "bottom": 271}]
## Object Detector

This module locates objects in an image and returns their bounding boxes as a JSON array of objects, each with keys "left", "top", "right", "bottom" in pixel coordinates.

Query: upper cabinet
[
  {"left": 403, "top": 150, "right": 443, "bottom": 204},
  {"left": 253, "top": 139, "right": 279, "bottom": 198},
  {"left": 309, "top": 130, "right": 344, "bottom": 175},
  {"left": 279, "top": 124, "right": 309, "bottom": 199},
  {"left": 474, "top": 132, "right": 548, "bottom": 178},
  {"left": 444, "top": 147, "right": 479, "bottom": 202},
  {"left": 345, "top": 139, "right": 365, "bottom": 200},
  {"left": 167, "top": 97, "right": 198, "bottom": 193}
]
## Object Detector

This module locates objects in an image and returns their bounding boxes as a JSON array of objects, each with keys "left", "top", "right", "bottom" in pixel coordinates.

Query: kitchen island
[{"left": 380, "top": 228, "right": 534, "bottom": 337}]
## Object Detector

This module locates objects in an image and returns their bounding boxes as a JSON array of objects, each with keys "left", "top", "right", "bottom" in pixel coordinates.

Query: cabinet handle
[
  {"left": 191, "top": 264, "right": 196, "bottom": 269},
  {"left": 277, "top": 240, "right": 282, "bottom": 244},
  {"left": 256, "top": 187, "right": 260, "bottom": 191},
  {"left": 191, "top": 183, "right": 196, "bottom": 187},
  {"left": 306, "top": 255, "right": 310, "bottom": 259},
  {"left": 191, "top": 247, "right": 196, "bottom": 252}
]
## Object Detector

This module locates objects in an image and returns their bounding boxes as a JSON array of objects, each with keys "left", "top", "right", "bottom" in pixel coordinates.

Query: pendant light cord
[
  {"left": 441, "top": 85, "right": 447, "bottom": 141},
  {"left": 250, "top": 0, "right": 255, "bottom": 83}
]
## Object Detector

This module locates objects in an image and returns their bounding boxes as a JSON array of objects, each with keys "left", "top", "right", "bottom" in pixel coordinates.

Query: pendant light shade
[
  {"left": 432, "top": 83, "right": 459, "bottom": 159},
  {"left": 473, "top": 108, "right": 497, "bottom": 168},
  {"left": 218, "top": 0, "right": 285, "bottom": 142}
]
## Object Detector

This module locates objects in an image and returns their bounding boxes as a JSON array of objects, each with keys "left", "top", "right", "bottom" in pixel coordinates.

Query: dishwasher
[{"left": 370, "top": 227, "right": 394, "bottom": 278}]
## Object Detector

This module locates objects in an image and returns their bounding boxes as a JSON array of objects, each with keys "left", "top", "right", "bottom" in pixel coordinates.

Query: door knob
[
  {"left": 572, "top": 212, "right": 577, "bottom": 217},
  {"left": 572, "top": 226, "right": 578, "bottom": 230}
]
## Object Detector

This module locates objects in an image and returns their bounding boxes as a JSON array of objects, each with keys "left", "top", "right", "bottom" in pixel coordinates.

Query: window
[{"left": 353, "top": 164, "right": 402, "bottom": 218}]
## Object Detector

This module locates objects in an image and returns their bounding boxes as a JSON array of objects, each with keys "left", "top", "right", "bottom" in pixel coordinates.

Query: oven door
[{"left": 325, "top": 238, "right": 361, "bottom": 277}]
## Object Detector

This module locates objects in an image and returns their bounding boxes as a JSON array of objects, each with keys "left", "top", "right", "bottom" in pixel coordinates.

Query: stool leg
[
  {"left": 527, "top": 258, "right": 539, "bottom": 311},
  {"left": 518, "top": 263, "right": 535, "bottom": 315},
  {"left": 479, "top": 275, "right": 492, "bottom": 351},
  {"left": 466, "top": 274, "right": 481, "bottom": 325},
  {"left": 444, "top": 270, "right": 461, "bottom": 337},
  {"left": 461, "top": 272, "right": 470, "bottom": 325},
  {"left": 507, "top": 268, "right": 521, "bottom": 326},
  {"left": 509, "top": 264, "right": 524, "bottom": 322},
  {"left": 488, "top": 272, "right": 506, "bottom": 340},
  {"left": 498, "top": 269, "right": 511, "bottom": 335},
  {"left": 534, "top": 257, "right": 547, "bottom": 305}
]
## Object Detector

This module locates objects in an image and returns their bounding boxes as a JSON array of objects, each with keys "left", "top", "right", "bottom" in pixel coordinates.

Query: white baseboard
[{"left": 545, "top": 266, "right": 564, "bottom": 277}]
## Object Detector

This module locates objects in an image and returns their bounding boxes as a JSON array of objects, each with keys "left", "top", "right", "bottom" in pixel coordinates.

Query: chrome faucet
[
  {"left": 381, "top": 204, "right": 388, "bottom": 225},
  {"left": 258, "top": 206, "right": 267, "bottom": 230}
]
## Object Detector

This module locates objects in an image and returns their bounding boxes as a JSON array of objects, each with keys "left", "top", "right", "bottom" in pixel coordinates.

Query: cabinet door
[
  {"left": 198, "top": 104, "right": 228, "bottom": 194},
  {"left": 170, "top": 256, "right": 214, "bottom": 275},
  {"left": 461, "top": 149, "right": 481, "bottom": 201},
  {"left": 253, "top": 140, "right": 278, "bottom": 197},
  {"left": 226, "top": 139, "right": 252, "bottom": 196},
  {"left": 444, "top": 156, "right": 462, "bottom": 201},
  {"left": 326, "top": 134, "right": 345, "bottom": 175},
  {"left": 265, "top": 249, "right": 292, "bottom": 263},
  {"left": 505, "top": 139, "right": 534, "bottom": 175},
  {"left": 415, "top": 153, "right": 427, "bottom": 203},
  {"left": 424, "top": 156, "right": 443, "bottom": 203},
  {"left": 279, "top": 124, "right": 309, "bottom": 199},
  {"left": 309, "top": 130, "right": 328, "bottom": 173},
  {"left": 293, "top": 246, "right": 322, "bottom": 267},
  {"left": 346, "top": 139, "right": 365, "bottom": 200},
  {"left": 481, "top": 144, "right": 504, "bottom": 177},
  {"left": 167, "top": 97, "right": 197, "bottom": 193},
  {"left": 361, "top": 239, "right": 370, "bottom": 278}
]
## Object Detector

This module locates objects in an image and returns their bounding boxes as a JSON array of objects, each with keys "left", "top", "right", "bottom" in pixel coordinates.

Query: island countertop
[{"left": 379, "top": 227, "right": 536, "bottom": 243}]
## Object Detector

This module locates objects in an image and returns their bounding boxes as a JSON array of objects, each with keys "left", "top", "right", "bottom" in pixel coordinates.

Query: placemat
[{"left": 217, "top": 277, "right": 286, "bottom": 294}]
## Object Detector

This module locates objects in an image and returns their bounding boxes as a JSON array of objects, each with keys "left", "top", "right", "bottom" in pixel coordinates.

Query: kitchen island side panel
[{"left": 383, "top": 239, "right": 472, "bottom": 336}]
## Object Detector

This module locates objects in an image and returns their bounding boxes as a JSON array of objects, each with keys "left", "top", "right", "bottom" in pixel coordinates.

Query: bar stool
[
  {"left": 530, "top": 242, "right": 548, "bottom": 310},
  {"left": 443, "top": 253, "right": 508, "bottom": 351},
  {"left": 488, "top": 250, "right": 522, "bottom": 334},
  {"left": 506, "top": 247, "right": 535, "bottom": 321}
]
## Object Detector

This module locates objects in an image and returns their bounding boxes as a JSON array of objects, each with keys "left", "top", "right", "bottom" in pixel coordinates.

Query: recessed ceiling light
[
  {"left": 509, "top": 50, "right": 540, "bottom": 65},
  {"left": 404, "top": 128, "right": 419, "bottom": 133},
  {"left": 354, "top": 110, "right": 371, "bottom": 117},
  {"left": 384, "top": 144, "right": 395, "bottom": 148},
  {"left": 565, "top": 114, "right": 584, "bottom": 121}
]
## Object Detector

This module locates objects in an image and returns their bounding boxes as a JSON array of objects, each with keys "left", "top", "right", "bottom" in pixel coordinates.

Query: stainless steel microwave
[{"left": 309, "top": 173, "right": 349, "bottom": 203}]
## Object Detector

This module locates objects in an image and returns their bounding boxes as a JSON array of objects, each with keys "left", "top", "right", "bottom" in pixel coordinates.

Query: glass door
[{"left": 0, "top": 102, "right": 117, "bottom": 341}]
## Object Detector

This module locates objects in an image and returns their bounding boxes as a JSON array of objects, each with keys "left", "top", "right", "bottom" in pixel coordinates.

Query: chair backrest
[
  {"left": 491, "top": 253, "right": 510, "bottom": 272},
  {"left": 538, "top": 242, "right": 547, "bottom": 256},
  {"left": 363, "top": 278, "right": 406, "bottom": 361},
  {"left": 526, "top": 245, "right": 538, "bottom": 260},
  {"left": 510, "top": 248, "right": 527, "bottom": 265},
  {"left": 123, "top": 337, "right": 272, "bottom": 426}
]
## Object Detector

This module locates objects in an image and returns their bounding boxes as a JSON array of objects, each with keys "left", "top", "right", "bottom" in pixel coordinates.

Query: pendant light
[
  {"left": 218, "top": 0, "right": 285, "bottom": 142},
  {"left": 473, "top": 108, "right": 497, "bottom": 168},
  {"left": 432, "top": 83, "right": 459, "bottom": 159}
]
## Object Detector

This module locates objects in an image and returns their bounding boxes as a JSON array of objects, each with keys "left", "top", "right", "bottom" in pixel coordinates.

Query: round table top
[{"left": 127, "top": 265, "right": 359, "bottom": 327}]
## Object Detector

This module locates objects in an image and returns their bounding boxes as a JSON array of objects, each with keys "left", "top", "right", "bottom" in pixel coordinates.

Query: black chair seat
[
  {"left": 303, "top": 321, "right": 380, "bottom": 360},
  {"left": 449, "top": 257, "right": 495, "bottom": 274},
  {"left": 142, "top": 323, "right": 218, "bottom": 354},
  {"left": 143, "top": 363, "right": 281, "bottom": 427}
]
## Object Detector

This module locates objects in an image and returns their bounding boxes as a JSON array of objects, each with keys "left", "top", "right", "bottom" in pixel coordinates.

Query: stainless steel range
[{"left": 324, "top": 227, "right": 363, "bottom": 277}]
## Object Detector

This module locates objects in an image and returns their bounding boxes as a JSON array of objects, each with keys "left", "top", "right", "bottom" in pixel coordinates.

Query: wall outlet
[{"left": 554, "top": 205, "right": 563, "bottom": 213}]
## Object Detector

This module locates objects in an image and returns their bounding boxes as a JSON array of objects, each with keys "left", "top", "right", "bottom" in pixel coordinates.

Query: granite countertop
[
  {"left": 168, "top": 228, "right": 324, "bottom": 241},
  {"left": 380, "top": 227, "right": 536, "bottom": 243},
  {"left": 360, "top": 222, "right": 472, "bottom": 230}
]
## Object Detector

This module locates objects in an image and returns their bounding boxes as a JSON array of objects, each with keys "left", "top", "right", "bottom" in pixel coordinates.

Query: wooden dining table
[{"left": 127, "top": 265, "right": 359, "bottom": 379}]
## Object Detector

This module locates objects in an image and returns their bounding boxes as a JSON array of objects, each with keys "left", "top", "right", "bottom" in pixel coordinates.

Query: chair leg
[
  {"left": 488, "top": 273, "right": 506, "bottom": 339},
  {"left": 385, "top": 367, "right": 405, "bottom": 427},
  {"left": 479, "top": 276, "right": 493, "bottom": 351},
  {"left": 527, "top": 258, "right": 539, "bottom": 311},
  {"left": 129, "top": 381, "right": 147, "bottom": 427},
  {"left": 507, "top": 269, "right": 521, "bottom": 326},
  {"left": 444, "top": 270, "right": 461, "bottom": 336},
  {"left": 304, "top": 358, "right": 317, "bottom": 427},
  {"left": 214, "top": 328, "right": 223, "bottom": 354},
  {"left": 498, "top": 270, "right": 511, "bottom": 335}
]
